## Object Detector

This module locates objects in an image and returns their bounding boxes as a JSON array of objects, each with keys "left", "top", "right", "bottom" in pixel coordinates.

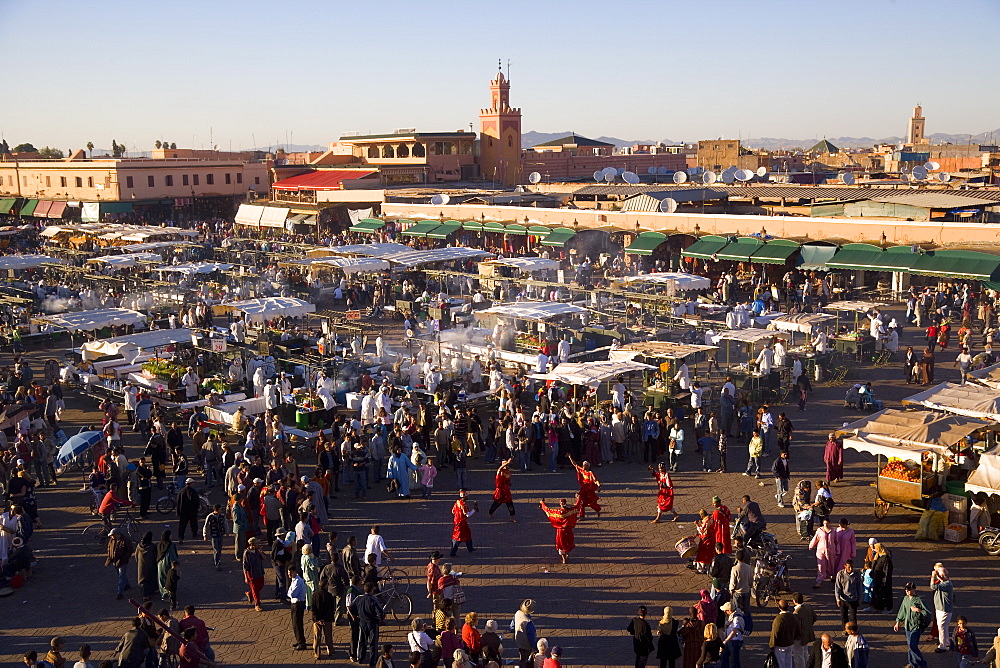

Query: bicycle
[
  {"left": 374, "top": 584, "right": 413, "bottom": 624},
  {"left": 156, "top": 479, "right": 212, "bottom": 516},
  {"left": 83, "top": 509, "right": 142, "bottom": 552},
  {"left": 379, "top": 563, "right": 410, "bottom": 595}
]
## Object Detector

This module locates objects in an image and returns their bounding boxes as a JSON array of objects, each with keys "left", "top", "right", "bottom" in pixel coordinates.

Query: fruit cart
[{"left": 873, "top": 457, "right": 936, "bottom": 518}]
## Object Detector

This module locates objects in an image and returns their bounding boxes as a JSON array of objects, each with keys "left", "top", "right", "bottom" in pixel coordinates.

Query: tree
[
  {"left": 0, "top": 140, "right": 9, "bottom": 154},
  {"left": 111, "top": 140, "right": 124, "bottom": 158},
  {"left": 13, "top": 142, "right": 36, "bottom": 153},
  {"left": 37, "top": 146, "right": 64, "bottom": 159},
  {"left": 170, "top": 142, "right": 177, "bottom": 150},
  {"left": 155, "top": 140, "right": 162, "bottom": 149},
  {"left": 86, "top": 141, "right": 94, "bottom": 156}
]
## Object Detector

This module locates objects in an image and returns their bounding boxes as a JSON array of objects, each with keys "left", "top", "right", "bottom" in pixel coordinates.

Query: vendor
[{"left": 181, "top": 366, "right": 200, "bottom": 402}]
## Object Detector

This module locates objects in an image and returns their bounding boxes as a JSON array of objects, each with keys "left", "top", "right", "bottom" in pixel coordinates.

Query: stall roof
[
  {"left": 399, "top": 220, "right": 440, "bottom": 237},
  {"left": 425, "top": 222, "right": 463, "bottom": 240},
  {"left": 825, "top": 300, "right": 881, "bottom": 313},
  {"left": 80, "top": 328, "right": 193, "bottom": 361},
  {"left": 0, "top": 254, "right": 65, "bottom": 270},
  {"left": 968, "top": 362, "right": 1000, "bottom": 389},
  {"left": 540, "top": 228, "right": 576, "bottom": 247},
  {"left": 611, "top": 341, "right": 717, "bottom": 361},
  {"left": 316, "top": 242, "right": 411, "bottom": 257},
  {"left": 529, "top": 360, "right": 656, "bottom": 387},
  {"left": 966, "top": 445, "right": 1000, "bottom": 495},
  {"left": 624, "top": 231, "right": 668, "bottom": 255},
  {"left": 770, "top": 312, "right": 837, "bottom": 334},
  {"left": 234, "top": 204, "right": 264, "bottom": 227},
  {"left": 477, "top": 302, "right": 588, "bottom": 321},
  {"left": 837, "top": 408, "right": 987, "bottom": 461},
  {"left": 681, "top": 235, "right": 728, "bottom": 259},
  {"left": 313, "top": 257, "right": 391, "bottom": 274},
  {"left": 902, "top": 382, "right": 1000, "bottom": 421},
  {"left": 155, "top": 262, "right": 233, "bottom": 275},
  {"left": 750, "top": 239, "right": 800, "bottom": 265},
  {"left": 826, "top": 244, "right": 920, "bottom": 272},
  {"left": 797, "top": 244, "right": 838, "bottom": 271},
  {"left": 620, "top": 272, "right": 711, "bottom": 290},
  {"left": 486, "top": 257, "right": 560, "bottom": 273},
  {"left": 226, "top": 297, "right": 316, "bottom": 324},
  {"left": 711, "top": 328, "right": 780, "bottom": 344},
  {"left": 119, "top": 241, "right": 195, "bottom": 253},
  {"left": 87, "top": 253, "right": 163, "bottom": 269},
  {"left": 715, "top": 237, "right": 764, "bottom": 262},
  {"left": 258, "top": 206, "right": 290, "bottom": 228},
  {"left": 910, "top": 250, "right": 1000, "bottom": 281},
  {"left": 38, "top": 308, "right": 146, "bottom": 332}
]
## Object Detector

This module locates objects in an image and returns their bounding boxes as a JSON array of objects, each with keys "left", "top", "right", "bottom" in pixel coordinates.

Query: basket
[{"left": 943, "top": 524, "right": 968, "bottom": 543}]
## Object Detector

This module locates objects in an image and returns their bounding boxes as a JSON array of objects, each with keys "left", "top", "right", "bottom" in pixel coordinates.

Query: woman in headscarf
[
  {"left": 903, "top": 346, "right": 918, "bottom": 384},
  {"left": 134, "top": 531, "right": 157, "bottom": 603},
  {"left": 792, "top": 480, "right": 814, "bottom": 541},
  {"left": 823, "top": 433, "right": 844, "bottom": 483},
  {"left": 300, "top": 543, "right": 319, "bottom": 611},
  {"left": 870, "top": 542, "right": 894, "bottom": 614},
  {"left": 656, "top": 606, "right": 682, "bottom": 668},
  {"left": 156, "top": 530, "right": 179, "bottom": 599},
  {"left": 693, "top": 589, "right": 717, "bottom": 626},
  {"left": 808, "top": 518, "right": 839, "bottom": 589}
]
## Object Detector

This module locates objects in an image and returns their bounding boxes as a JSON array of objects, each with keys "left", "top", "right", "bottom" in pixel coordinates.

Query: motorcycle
[
  {"left": 979, "top": 527, "right": 1000, "bottom": 556},
  {"left": 752, "top": 551, "right": 792, "bottom": 608}
]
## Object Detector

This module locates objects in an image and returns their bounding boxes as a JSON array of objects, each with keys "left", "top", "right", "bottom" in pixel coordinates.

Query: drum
[{"left": 675, "top": 535, "right": 698, "bottom": 559}]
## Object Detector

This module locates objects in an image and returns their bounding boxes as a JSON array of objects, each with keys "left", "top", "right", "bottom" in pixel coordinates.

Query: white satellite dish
[
  {"left": 647, "top": 166, "right": 658, "bottom": 175},
  {"left": 899, "top": 173, "right": 910, "bottom": 183},
  {"left": 843, "top": 172, "right": 856, "bottom": 186},
  {"left": 602, "top": 167, "right": 617, "bottom": 177},
  {"left": 756, "top": 166, "right": 767, "bottom": 177},
  {"left": 703, "top": 170, "right": 717, "bottom": 185},
  {"left": 926, "top": 161, "right": 940, "bottom": 171},
  {"left": 593, "top": 171, "right": 604, "bottom": 182},
  {"left": 673, "top": 171, "right": 688, "bottom": 184},
  {"left": 912, "top": 166, "right": 928, "bottom": 180},
  {"left": 528, "top": 171, "right": 541, "bottom": 184},
  {"left": 735, "top": 169, "right": 753, "bottom": 182},
  {"left": 659, "top": 198, "right": 678, "bottom": 214},
  {"left": 657, "top": 166, "right": 670, "bottom": 175},
  {"left": 622, "top": 171, "right": 640, "bottom": 184},
  {"left": 938, "top": 172, "right": 951, "bottom": 182},
  {"left": 722, "top": 171, "right": 736, "bottom": 184},
  {"left": 430, "top": 193, "right": 450, "bottom": 206},
  {"left": 604, "top": 172, "right": 616, "bottom": 183}
]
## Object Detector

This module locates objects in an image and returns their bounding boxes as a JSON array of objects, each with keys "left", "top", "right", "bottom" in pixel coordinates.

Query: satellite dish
[
  {"left": 843, "top": 172, "right": 856, "bottom": 186},
  {"left": 657, "top": 166, "right": 669, "bottom": 175},
  {"left": 912, "top": 166, "right": 928, "bottom": 180},
  {"left": 690, "top": 166, "right": 704, "bottom": 175},
  {"left": 622, "top": 171, "right": 640, "bottom": 184},
  {"left": 528, "top": 172, "right": 541, "bottom": 184},
  {"left": 604, "top": 172, "right": 616, "bottom": 183},
  {"left": 430, "top": 193, "right": 450, "bottom": 206},
  {"left": 899, "top": 173, "right": 910, "bottom": 183},
  {"left": 735, "top": 169, "right": 753, "bottom": 182},
  {"left": 703, "top": 170, "right": 717, "bottom": 185},
  {"left": 647, "top": 166, "right": 658, "bottom": 175},
  {"left": 722, "top": 171, "right": 736, "bottom": 184},
  {"left": 926, "top": 161, "right": 940, "bottom": 171},
  {"left": 756, "top": 166, "right": 767, "bottom": 177},
  {"left": 673, "top": 171, "right": 688, "bottom": 184},
  {"left": 593, "top": 171, "right": 604, "bottom": 182},
  {"left": 938, "top": 172, "right": 951, "bottom": 182},
  {"left": 602, "top": 167, "right": 617, "bottom": 177},
  {"left": 659, "top": 198, "right": 678, "bottom": 214}
]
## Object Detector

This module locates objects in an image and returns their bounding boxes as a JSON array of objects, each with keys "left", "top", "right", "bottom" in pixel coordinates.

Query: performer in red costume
[
  {"left": 487, "top": 459, "right": 517, "bottom": 522},
  {"left": 540, "top": 498, "right": 579, "bottom": 564},
  {"left": 710, "top": 495, "right": 732, "bottom": 554},
  {"left": 649, "top": 462, "right": 680, "bottom": 523},
  {"left": 568, "top": 455, "right": 601, "bottom": 519},
  {"left": 450, "top": 489, "right": 478, "bottom": 557}
]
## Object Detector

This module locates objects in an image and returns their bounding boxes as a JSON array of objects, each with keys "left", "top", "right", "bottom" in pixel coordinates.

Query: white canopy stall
[
  {"left": 155, "top": 262, "right": 233, "bottom": 275},
  {"left": 0, "top": 255, "right": 64, "bottom": 270},
  {"left": 87, "top": 253, "right": 163, "bottom": 270},
  {"left": 36, "top": 308, "right": 147, "bottom": 333},
  {"left": 769, "top": 312, "right": 837, "bottom": 335},
  {"left": 477, "top": 302, "right": 588, "bottom": 321},
  {"left": 80, "top": 328, "right": 193, "bottom": 362},
  {"left": 529, "top": 360, "right": 656, "bottom": 387},
  {"left": 966, "top": 446, "right": 1000, "bottom": 496},
  {"left": 837, "top": 408, "right": 985, "bottom": 462},
  {"left": 313, "top": 257, "right": 391, "bottom": 274},
  {"left": 484, "top": 257, "right": 560, "bottom": 273},
  {"left": 967, "top": 362, "right": 1000, "bottom": 389},
  {"left": 620, "top": 272, "right": 712, "bottom": 291},
  {"left": 902, "top": 382, "right": 1000, "bottom": 422},
  {"left": 711, "top": 328, "right": 784, "bottom": 367},
  {"left": 225, "top": 297, "right": 316, "bottom": 325}
]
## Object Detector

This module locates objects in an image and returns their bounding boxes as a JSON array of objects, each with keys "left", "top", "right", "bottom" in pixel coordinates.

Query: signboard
[
  {"left": 211, "top": 338, "right": 227, "bottom": 353},
  {"left": 346, "top": 310, "right": 362, "bottom": 320}
]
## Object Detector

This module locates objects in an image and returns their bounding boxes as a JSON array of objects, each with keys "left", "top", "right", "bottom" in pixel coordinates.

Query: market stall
[
  {"left": 610, "top": 341, "right": 718, "bottom": 410},
  {"left": 619, "top": 272, "right": 712, "bottom": 292},
  {"left": 154, "top": 262, "right": 233, "bottom": 275},
  {"left": 224, "top": 297, "right": 317, "bottom": 326},
  {"left": 87, "top": 253, "right": 164, "bottom": 271},
  {"left": 902, "top": 382, "right": 1000, "bottom": 422},
  {"left": 967, "top": 362, "right": 1000, "bottom": 389},
  {"left": 769, "top": 312, "right": 836, "bottom": 337},
  {"left": 80, "top": 328, "right": 193, "bottom": 362},
  {"left": 475, "top": 301, "right": 590, "bottom": 354},
  {"left": 35, "top": 308, "right": 147, "bottom": 333}
]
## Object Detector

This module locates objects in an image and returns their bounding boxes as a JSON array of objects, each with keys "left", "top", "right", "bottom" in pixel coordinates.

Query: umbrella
[
  {"left": 56, "top": 431, "right": 103, "bottom": 469},
  {"left": 0, "top": 403, "right": 36, "bottom": 431}
]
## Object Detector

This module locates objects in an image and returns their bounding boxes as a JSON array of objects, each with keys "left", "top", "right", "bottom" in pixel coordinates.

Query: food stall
[
  {"left": 528, "top": 360, "right": 656, "bottom": 408},
  {"left": 475, "top": 302, "right": 589, "bottom": 355},
  {"left": 610, "top": 341, "right": 718, "bottom": 411},
  {"left": 768, "top": 312, "right": 836, "bottom": 342},
  {"left": 902, "top": 382, "right": 1000, "bottom": 422},
  {"left": 478, "top": 257, "right": 559, "bottom": 293},
  {"left": 967, "top": 362, "right": 1000, "bottom": 389},
  {"left": 824, "top": 300, "right": 881, "bottom": 330},
  {"left": 838, "top": 408, "right": 993, "bottom": 518},
  {"left": 222, "top": 297, "right": 317, "bottom": 327}
]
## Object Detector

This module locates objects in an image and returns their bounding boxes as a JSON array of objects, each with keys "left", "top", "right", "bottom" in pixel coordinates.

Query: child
[
  {"left": 543, "top": 645, "right": 563, "bottom": 668},
  {"left": 165, "top": 561, "right": 180, "bottom": 610},
  {"left": 861, "top": 560, "right": 874, "bottom": 611},
  {"left": 419, "top": 457, "right": 438, "bottom": 499}
]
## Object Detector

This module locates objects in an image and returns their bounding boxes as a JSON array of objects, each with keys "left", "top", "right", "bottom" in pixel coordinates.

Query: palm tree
[
  {"left": 155, "top": 140, "right": 162, "bottom": 149},
  {"left": 86, "top": 141, "right": 94, "bottom": 157}
]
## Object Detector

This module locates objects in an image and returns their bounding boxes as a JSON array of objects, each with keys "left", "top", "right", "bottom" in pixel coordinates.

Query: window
[
  {"left": 45, "top": 176, "right": 51, "bottom": 187},
  {"left": 147, "top": 175, "right": 155, "bottom": 187},
  {"left": 193, "top": 175, "right": 199, "bottom": 185},
  {"left": 206, "top": 174, "right": 214, "bottom": 185},
  {"left": 236, "top": 173, "right": 243, "bottom": 184},
  {"left": 367, "top": 147, "right": 379, "bottom": 158},
  {"left": 224, "top": 173, "right": 231, "bottom": 184},
  {"left": 254, "top": 176, "right": 260, "bottom": 184},
  {"left": 508, "top": 137, "right": 513, "bottom": 148},
  {"left": 75, "top": 177, "right": 83, "bottom": 187},
  {"left": 60, "top": 177, "right": 67, "bottom": 187},
  {"left": 87, "top": 177, "right": 94, "bottom": 187},
  {"left": 412, "top": 143, "right": 425, "bottom": 157},
  {"left": 182, "top": 174, "right": 189, "bottom": 186},
  {"left": 165, "top": 175, "right": 173, "bottom": 186},
  {"left": 381, "top": 146, "right": 395, "bottom": 158},
  {"left": 126, "top": 176, "right": 134, "bottom": 188}
]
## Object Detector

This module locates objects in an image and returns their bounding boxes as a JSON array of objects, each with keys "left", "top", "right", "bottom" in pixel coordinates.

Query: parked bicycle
[
  {"left": 156, "top": 479, "right": 212, "bottom": 516},
  {"left": 379, "top": 563, "right": 410, "bottom": 595},
  {"left": 374, "top": 582, "right": 413, "bottom": 623},
  {"left": 82, "top": 510, "right": 142, "bottom": 552}
]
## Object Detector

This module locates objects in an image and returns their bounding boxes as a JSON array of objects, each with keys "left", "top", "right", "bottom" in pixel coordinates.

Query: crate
[
  {"left": 943, "top": 493, "right": 968, "bottom": 525},
  {"left": 943, "top": 524, "right": 968, "bottom": 543}
]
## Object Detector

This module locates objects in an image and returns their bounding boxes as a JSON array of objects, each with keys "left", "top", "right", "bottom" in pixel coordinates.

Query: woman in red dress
[
  {"left": 710, "top": 496, "right": 732, "bottom": 554},
  {"left": 450, "top": 489, "right": 478, "bottom": 557},
  {"left": 649, "top": 462, "right": 679, "bottom": 523},
  {"left": 487, "top": 459, "right": 516, "bottom": 522},
  {"left": 540, "top": 498, "right": 579, "bottom": 564},
  {"left": 568, "top": 455, "right": 601, "bottom": 518}
]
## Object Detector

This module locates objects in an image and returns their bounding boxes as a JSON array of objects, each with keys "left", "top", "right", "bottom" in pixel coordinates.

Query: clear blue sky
[{"left": 2, "top": 0, "right": 998, "bottom": 151}]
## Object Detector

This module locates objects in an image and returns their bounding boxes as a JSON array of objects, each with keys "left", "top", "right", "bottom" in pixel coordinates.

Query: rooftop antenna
[{"left": 507, "top": 59, "right": 511, "bottom": 80}]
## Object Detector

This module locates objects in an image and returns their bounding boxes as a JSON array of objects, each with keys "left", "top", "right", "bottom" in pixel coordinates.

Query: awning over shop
[
  {"left": 19, "top": 200, "right": 38, "bottom": 217},
  {"left": 528, "top": 225, "right": 551, "bottom": 237},
  {"left": 715, "top": 237, "right": 764, "bottom": 262},
  {"left": 100, "top": 202, "right": 133, "bottom": 214},
  {"left": 681, "top": 235, "right": 728, "bottom": 259},
  {"left": 426, "top": 222, "right": 463, "bottom": 239},
  {"left": 750, "top": 239, "right": 799, "bottom": 265},
  {"left": 348, "top": 218, "right": 385, "bottom": 234},
  {"left": 910, "top": 250, "right": 1000, "bottom": 281},
  {"left": 482, "top": 221, "right": 506, "bottom": 233},
  {"left": 399, "top": 220, "right": 440, "bottom": 237},
  {"left": 235, "top": 204, "right": 265, "bottom": 227},
  {"left": 46, "top": 201, "right": 67, "bottom": 219},
  {"left": 0, "top": 199, "right": 18, "bottom": 214},
  {"left": 80, "top": 328, "right": 193, "bottom": 362},
  {"left": 462, "top": 221, "right": 484, "bottom": 232},
  {"left": 624, "top": 231, "right": 667, "bottom": 255},
  {"left": 826, "top": 243, "right": 885, "bottom": 271},
  {"left": 540, "top": 228, "right": 576, "bottom": 247},
  {"left": 33, "top": 200, "right": 54, "bottom": 217},
  {"left": 258, "top": 206, "right": 290, "bottom": 228},
  {"left": 528, "top": 360, "right": 657, "bottom": 387},
  {"left": 226, "top": 297, "right": 316, "bottom": 324},
  {"left": 797, "top": 244, "right": 838, "bottom": 271},
  {"left": 837, "top": 408, "right": 985, "bottom": 461},
  {"left": 38, "top": 308, "right": 147, "bottom": 333},
  {"left": 902, "top": 382, "right": 1000, "bottom": 421},
  {"left": 504, "top": 224, "right": 527, "bottom": 235},
  {"left": 477, "top": 302, "right": 588, "bottom": 321},
  {"left": 620, "top": 272, "right": 711, "bottom": 290}
]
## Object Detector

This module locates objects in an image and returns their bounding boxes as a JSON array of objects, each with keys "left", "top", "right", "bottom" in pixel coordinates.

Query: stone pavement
[{"left": 2, "top": 309, "right": 998, "bottom": 667}]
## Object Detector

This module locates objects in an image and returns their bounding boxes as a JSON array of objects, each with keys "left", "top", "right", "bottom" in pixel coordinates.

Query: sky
[{"left": 2, "top": 0, "right": 999, "bottom": 152}]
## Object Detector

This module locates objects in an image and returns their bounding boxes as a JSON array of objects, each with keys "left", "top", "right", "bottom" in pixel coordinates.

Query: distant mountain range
[{"left": 521, "top": 131, "right": 682, "bottom": 149}]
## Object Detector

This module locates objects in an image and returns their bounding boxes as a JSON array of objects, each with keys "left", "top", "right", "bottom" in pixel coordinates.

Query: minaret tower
[
  {"left": 907, "top": 104, "right": 926, "bottom": 145},
  {"left": 479, "top": 63, "right": 522, "bottom": 186}
]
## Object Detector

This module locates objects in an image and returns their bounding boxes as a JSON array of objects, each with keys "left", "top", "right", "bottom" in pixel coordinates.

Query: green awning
[
  {"left": 715, "top": 237, "right": 764, "bottom": 262},
  {"left": 798, "top": 245, "right": 838, "bottom": 271},
  {"left": 19, "top": 200, "right": 38, "bottom": 216},
  {"left": 540, "top": 228, "right": 576, "bottom": 247},
  {"left": 462, "top": 221, "right": 484, "bottom": 231},
  {"left": 399, "top": 220, "right": 440, "bottom": 237},
  {"left": 825, "top": 243, "right": 884, "bottom": 270},
  {"left": 911, "top": 250, "right": 1000, "bottom": 281},
  {"left": 528, "top": 225, "right": 551, "bottom": 237},
  {"left": 750, "top": 239, "right": 799, "bottom": 264},
  {"left": 348, "top": 219, "right": 385, "bottom": 233},
  {"left": 681, "top": 235, "right": 728, "bottom": 259},
  {"left": 624, "top": 231, "right": 668, "bottom": 256},
  {"left": 100, "top": 202, "right": 133, "bottom": 214},
  {"left": 425, "top": 222, "right": 463, "bottom": 239},
  {"left": 483, "top": 221, "right": 506, "bottom": 233},
  {"left": 0, "top": 199, "right": 16, "bottom": 215},
  {"left": 504, "top": 224, "right": 527, "bottom": 235}
]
